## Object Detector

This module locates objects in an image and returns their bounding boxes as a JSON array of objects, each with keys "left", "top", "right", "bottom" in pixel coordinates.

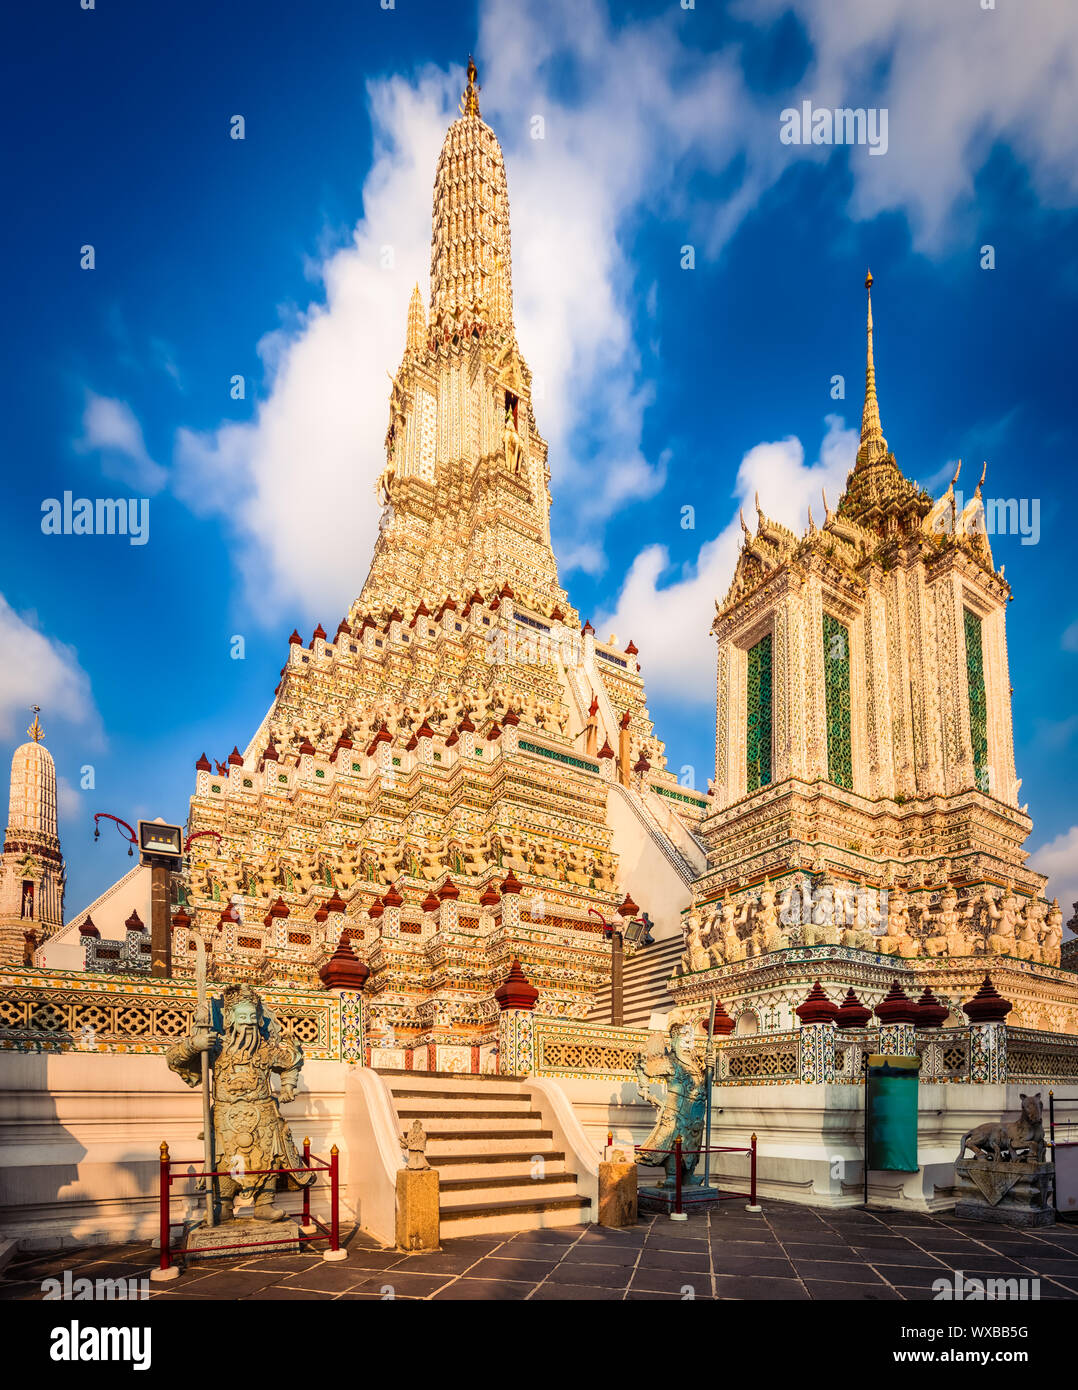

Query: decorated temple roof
[{"left": 716, "top": 272, "right": 1004, "bottom": 625}]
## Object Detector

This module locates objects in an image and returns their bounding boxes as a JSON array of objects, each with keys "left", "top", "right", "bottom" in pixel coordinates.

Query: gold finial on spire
[
  {"left": 27, "top": 706, "right": 43, "bottom": 743},
  {"left": 856, "top": 267, "right": 889, "bottom": 467},
  {"left": 459, "top": 55, "right": 481, "bottom": 118}
]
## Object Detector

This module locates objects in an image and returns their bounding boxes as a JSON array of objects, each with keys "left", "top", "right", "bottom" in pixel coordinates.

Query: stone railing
[
  {"left": 0, "top": 966, "right": 363, "bottom": 1063},
  {"left": 532, "top": 1017, "right": 649, "bottom": 1080},
  {"left": 715, "top": 1030, "right": 800, "bottom": 1084},
  {"left": 916, "top": 1028, "right": 972, "bottom": 1083},
  {"left": 1006, "top": 1027, "right": 1078, "bottom": 1084}
]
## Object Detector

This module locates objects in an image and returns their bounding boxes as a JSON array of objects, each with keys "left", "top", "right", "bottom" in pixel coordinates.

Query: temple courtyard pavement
[{"left": 4, "top": 1200, "right": 1078, "bottom": 1302}]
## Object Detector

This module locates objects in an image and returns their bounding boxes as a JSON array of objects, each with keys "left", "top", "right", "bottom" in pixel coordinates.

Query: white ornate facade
[{"left": 684, "top": 273, "right": 1070, "bottom": 1031}]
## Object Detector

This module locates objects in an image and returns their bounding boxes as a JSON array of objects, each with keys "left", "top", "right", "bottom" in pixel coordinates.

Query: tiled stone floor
[{"left": 3, "top": 1202, "right": 1077, "bottom": 1301}]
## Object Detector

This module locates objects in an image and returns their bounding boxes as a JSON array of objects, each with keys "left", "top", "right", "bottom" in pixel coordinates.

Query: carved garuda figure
[
  {"left": 167, "top": 984, "right": 314, "bottom": 1222},
  {"left": 635, "top": 1022, "right": 708, "bottom": 1186}
]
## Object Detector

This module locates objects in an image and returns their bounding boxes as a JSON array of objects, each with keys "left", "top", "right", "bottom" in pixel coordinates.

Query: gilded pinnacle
[
  {"left": 460, "top": 55, "right": 481, "bottom": 118},
  {"left": 857, "top": 268, "right": 888, "bottom": 467},
  {"left": 27, "top": 706, "right": 44, "bottom": 743}
]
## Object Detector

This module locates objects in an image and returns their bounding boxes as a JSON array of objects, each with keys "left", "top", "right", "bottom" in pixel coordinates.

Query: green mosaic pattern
[
  {"left": 650, "top": 783, "right": 707, "bottom": 808},
  {"left": 964, "top": 608, "right": 989, "bottom": 790},
  {"left": 823, "top": 613, "right": 852, "bottom": 790},
  {"left": 746, "top": 633, "right": 773, "bottom": 793},
  {"left": 519, "top": 739, "right": 598, "bottom": 775}
]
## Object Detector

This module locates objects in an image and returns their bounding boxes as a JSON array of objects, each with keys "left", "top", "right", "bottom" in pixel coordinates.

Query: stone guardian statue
[
  {"left": 167, "top": 983, "right": 315, "bottom": 1222},
  {"left": 635, "top": 1022, "right": 708, "bottom": 1187}
]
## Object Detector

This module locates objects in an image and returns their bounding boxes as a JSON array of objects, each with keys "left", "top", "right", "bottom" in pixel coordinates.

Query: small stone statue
[
  {"left": 167, "top": 983, "right": 314, "bottom": 1222},
  {"left": 403, "top": 1119, "right": 430, "bottom": 1171},
  {"left": 954, "top": 1094, "right": 1053, "bottom": 1226},
  {"left": 958, "top": 1093, "right": 1046, "bottom": 1165}
]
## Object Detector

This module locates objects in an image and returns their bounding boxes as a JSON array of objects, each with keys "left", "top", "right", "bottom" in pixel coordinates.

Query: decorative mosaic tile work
[
  {"left": 964, "top": 607, "right": 989, "bottom": 790},
  {"left": 745, "top": 633, "right": 773, "bottom": 793},
  {"left": 0, "top": 967, "right": 343, "bottom": 1059},
  {"left": 338, "top": 989, "right": 364, "bottom": 1065},
  {"left": 878, "top": 1022, "right": 919, "bottom": 1057},
  {"left": 798, "top": 1021, "right": 837, "bottom": 1083},
  {"left": 497, "top": 1008, "right": 535, "bottom": 1077},
  {"left": 533, "top": 1019, "right": 649, "bottom": 1079},
  {"left": 969, "top": 1020, "right": 1007, "bottom": 1083},
  {"left": 823, "top": 612, "right": 852, "bottom": 790},
  {"left": 720, "top": 1031, "right": 800, "bottom": 1084},
  {"left": 1006, "top": 1027, "right": 1078, "bottom": 1082}
]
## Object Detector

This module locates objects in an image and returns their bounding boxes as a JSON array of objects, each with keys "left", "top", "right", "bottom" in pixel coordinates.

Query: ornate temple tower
[
  {"left": 0, "top": 709, "right": 66, "bottom": 964},
  {"left": 687, "top": 273, "right": 1060, "bottom": 1009},
  {"left": 365, "top": 56, "right": 560, "bottom": 613},
  {"left": 181, "top": 61, "right": 705, "bottom": 1067}
]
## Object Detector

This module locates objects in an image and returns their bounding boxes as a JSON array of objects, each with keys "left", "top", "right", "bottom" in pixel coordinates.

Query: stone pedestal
[
  {"left": 395, "top": 1168, "right": 440, "bottom": 1251},
  {"left": 185, "top": 1218, "right": 301, "bottom": 1259},
  {"left": 954, "top": 1158, "right": 1055, "bottom": 1227},
  {"left": 598, "top": 1160, "right": 637, "bottom": 1227},
  {"left": 638, "top": 1184, "right": 726, "bottom": 1216}
]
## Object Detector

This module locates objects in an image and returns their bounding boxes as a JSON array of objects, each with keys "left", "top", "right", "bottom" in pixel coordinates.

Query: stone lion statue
[{"left": 957, "top": 1093, "right": 1046, "bottom": 1165}]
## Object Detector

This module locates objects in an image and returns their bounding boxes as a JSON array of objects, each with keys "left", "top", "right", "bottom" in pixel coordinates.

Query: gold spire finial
[
  {"left": 27, "top": 706, "right": 43, "bottom": 743},
  {"left": 856, "top": 268, "right": 888, "bottom": 466},
  {"left": 459, "top": 55, "right": 481, "bottom": 117}
]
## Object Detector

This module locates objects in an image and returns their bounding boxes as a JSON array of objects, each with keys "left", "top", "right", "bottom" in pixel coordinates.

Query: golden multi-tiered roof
[{"left": 180, "top": 62, "right": 705, "bottom": 1067}]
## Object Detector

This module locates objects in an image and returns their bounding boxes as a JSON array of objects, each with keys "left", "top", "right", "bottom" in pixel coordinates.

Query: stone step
[
  {"left": 399, "top": 1112, "right": 546, "bottom": 1135},
  {"left": 425, "top": 1130, "right": 555, "bottom": 1157},
  {"left": 439, "top": 1174, "right": 581, "bottom": 1204},
  {"left": 426, "top": 1152, "right": 569, "bottom": 1181},
  {"left": 377, "top": 1069, "right": 525, "bottom": 1094},
  {"left": 390, "top": 1093, "right": 534, "bottom": 1115},
  {"left": 438, "top": 1195, "right": 591, "bottom": 1238}
]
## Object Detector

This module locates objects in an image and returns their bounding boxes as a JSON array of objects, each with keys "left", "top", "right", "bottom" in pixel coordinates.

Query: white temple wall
[
  {"left": 0, "top": 1052, "right": 349, "bottom": 1250},
  {"left": 551, "top": 1076, "right": 1078, "bottom": 1214}
]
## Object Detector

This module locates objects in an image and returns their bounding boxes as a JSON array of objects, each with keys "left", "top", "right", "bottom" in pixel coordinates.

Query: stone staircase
[
  {"left": 380, "top": 1071, "right": 593, "bottom": 1237},
  {"left": 587, "top": 935, "right": 682, "bottom": 1028}
]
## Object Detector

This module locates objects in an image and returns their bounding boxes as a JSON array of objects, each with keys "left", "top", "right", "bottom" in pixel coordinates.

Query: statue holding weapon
[{"left": 167, "top": 982, "right": 314, "bottom": 1222}]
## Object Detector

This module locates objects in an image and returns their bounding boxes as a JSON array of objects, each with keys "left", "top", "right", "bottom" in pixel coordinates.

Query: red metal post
[
  {"left": 329, "top": 1144, "right": 340, "bottom": 1252},
  {"left": 158, "top": 1142, "right": 171, "bottom": 1272},
  {"left": 302, "top": 1137, "right": 311, "bottom": 1228},
  {"left": 674, "top": 1137, "right": 683, "bottom": 1216},
  {"left": 750, "top": 1133, "right": 757, "bottom": 1206}
]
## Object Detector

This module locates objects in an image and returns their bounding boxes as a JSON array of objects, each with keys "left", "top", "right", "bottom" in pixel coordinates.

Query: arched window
[{"left": 735, "top": 1009, "right": 759, "bottom": 1036}]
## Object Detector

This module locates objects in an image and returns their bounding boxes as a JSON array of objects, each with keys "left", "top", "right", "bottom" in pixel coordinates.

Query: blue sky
[{"left": 2, "top": 0, "right": 1077, "bottom": 918}]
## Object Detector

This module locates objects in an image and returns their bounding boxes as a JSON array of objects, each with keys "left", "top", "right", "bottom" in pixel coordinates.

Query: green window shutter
[
  {"left": 746, "top": 633, "right": 773, "bottom": 793},
  {"left": 964, "top": 608, "right": 989, "bottom": 790},
  {"left": 823, "top": 613, "right": 852, "bottom": 790}
]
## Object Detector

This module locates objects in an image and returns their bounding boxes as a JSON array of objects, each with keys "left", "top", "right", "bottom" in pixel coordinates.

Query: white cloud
[
  {"left": 740, "top": 0, "right": 1078, "bottom": 250},
  {"left": 1062, "top": 619, "right": 1078, "bottom": 654},
  {"left": 0, "top": 595, "right": 102, "bottom": 745},
  {"left": 1029, "top": 825, "right": 1078, "bottom": 923},
  {"left": 167, "top": 9, "right": 781, "bottom": 617},
  {"left": 153, "top": 0, "right": 1078, "bottom": 619},
  {"left": 74, "top": 393, "right": 167, "bottom": 494},
  {"left": 173, "top": 68, "right": 460, "bottom": 621},
  {"left": 596, "top": 414, "right": 858, "bottom": 706}
]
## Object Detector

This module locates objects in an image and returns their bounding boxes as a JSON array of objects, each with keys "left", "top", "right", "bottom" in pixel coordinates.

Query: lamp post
[
  {"left": 137, "top": 822, "right": 184, "bottom": 978},
  {"left": 589, "top": 906, "right": 624, "bottom": 1027}
]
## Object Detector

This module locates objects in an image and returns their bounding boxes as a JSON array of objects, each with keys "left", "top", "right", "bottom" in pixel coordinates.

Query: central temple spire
[
  {"left": 429, "top": 57, "right": 514, "bottom": 334},
  {"left": 856, "top": 269, "right": 888, "bottom": 466}
]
